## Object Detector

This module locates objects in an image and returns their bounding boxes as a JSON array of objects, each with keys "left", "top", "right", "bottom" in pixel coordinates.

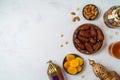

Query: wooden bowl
[
  {"left": 73, "top": 23, "right": 104, "bottom": 55},
  {"left": 82, "top": 4, "right": 99, "bottom": 20},
  {"left": 63, "top": 54, "right": 84, "bottom": 75}
]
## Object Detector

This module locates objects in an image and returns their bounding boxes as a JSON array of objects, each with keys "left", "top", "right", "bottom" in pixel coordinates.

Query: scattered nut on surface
[
  {"left": 72, "top": 17, "right": 76, "bottom": 22},
  {"left": 65, "top": 41, "right": 68, "bottom": 45},
  {"left": 59, "top": 34, "right": 69, "bottom": 47},
  {"left": 115, "top": 32, "right": 119, "bottom": 35},
  {"left": 72, "top": 16, "right": 80, "bottom": 22},
  {"left": 109, "top": 35, "right": 113, "bottom": 39},
  {"left": 71, "top": 12, "right": 76, "bottom": 15},
  {"left": 76, "top": 8, "right": 80, "bottom": 11},
  {"left": 60, "top": 34, "right": 64, "bottom": 37},
  {"left": 60, "top": 44, "right": 63, "bottom": 47},
  {"left": 75, "top": 16, "right": 80, "bottom": 21},
  {"left": 81, "top": 74, "right": 85, "bottom": 78}
]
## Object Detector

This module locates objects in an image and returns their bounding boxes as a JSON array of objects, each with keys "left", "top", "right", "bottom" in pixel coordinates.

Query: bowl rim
[
  {"left": 82, "top": 4, "right": 99, "bottom": 20},
  {"left": 103, "top": 6, "right": 120, "bottom": 28},
  {"left": 72, "top": 23, "right": 105, "bottom": 55},
  {"left": 63, "top": 53, "right": 84, "bottom": 75}
]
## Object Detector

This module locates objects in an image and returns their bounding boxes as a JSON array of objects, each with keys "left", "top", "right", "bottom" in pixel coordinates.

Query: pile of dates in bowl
[{"left": 73, "top": 23, "right": 104, "bottom": 55}]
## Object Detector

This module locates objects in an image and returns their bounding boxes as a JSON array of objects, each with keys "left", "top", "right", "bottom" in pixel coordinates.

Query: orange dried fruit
[
  {"left": 76, "top": 57, "right": 84, "bottom": 65},
  {"left": 63, "top": 54, "right": 84, "bottom": 75},
  {"left": 63, "top": 61, "right": 70, "bottom": 69},
  {"left": 77, "top": 66, "right": 82, "bottom": 72},
  {"left": 66, "top": 54, "right": 75, "bottom": 61},
  {"left": 70, "top": 59, "right": 79, "bottom": 67},
  {"left": 67, "top": 67, "right": 77, "bottom": 74}
]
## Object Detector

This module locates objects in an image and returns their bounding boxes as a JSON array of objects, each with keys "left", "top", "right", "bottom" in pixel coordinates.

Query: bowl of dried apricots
[{"left": 63, "top": 54, "right": 84, "bottom": 75}]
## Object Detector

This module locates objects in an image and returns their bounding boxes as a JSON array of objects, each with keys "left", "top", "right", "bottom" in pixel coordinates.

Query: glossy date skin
[{"left": 73, "top": 24, "right": 104, "bottom": 54}]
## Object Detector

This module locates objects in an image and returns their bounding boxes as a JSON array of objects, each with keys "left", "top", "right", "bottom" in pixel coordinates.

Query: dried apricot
[
  {"left": 63, "top": 61, "right": 70, "bottom": 69},
  {"left": 67, "top": 67, "right": 77, "bottom": 74},
  {"left": 70, "top": 59, "right": 79, "bottom": 67},
  {"left": 66, "top": 54, "right": 75, "bottom": 61},
  {"left": 77, "top": 66, "right": 82, "bottom": 72},
  {"left": 76, "top": 57, "right": 84, "bottom": 65}
]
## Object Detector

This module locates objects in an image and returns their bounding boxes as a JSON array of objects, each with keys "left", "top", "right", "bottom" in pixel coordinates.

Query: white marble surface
[{"left": 0, "top": 0, "right": 120, "bottom": 80}]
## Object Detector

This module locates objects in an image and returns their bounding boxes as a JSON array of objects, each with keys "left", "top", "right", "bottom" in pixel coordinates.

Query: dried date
[
  {"left": 80, "top": 25, "right": 90, "bottom": 30},
  {"left": 78, "top": 36, "right": 88, "bottom": 43},
  {"left": 97, "top": 29, "right": 104, "bottom": 41},
  {"left": 90, "top": 26, "right": 97, "bottom": 37},
  {"left": 74, "top": 38, "right": 85, "bottom": 50},
  {"left": 93, "top": 42, "right": 102, "bottom": 51},
  {"left": 74, "top": 38, "right": 80, "bottom": 44},
  {"left": 77, "top": 43, "right": 85, "bottom": 50},
  {"left": 85, "top": 43, "right": 93, "bottom": 53},
  {"left": 89, "top": 37, "right": 96, "bottom": 44},
  {"left": 79, "top": 31, "right": 90, "bottom": 37}
]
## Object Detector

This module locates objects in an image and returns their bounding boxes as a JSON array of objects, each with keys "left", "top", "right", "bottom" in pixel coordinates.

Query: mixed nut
[
  {"left": 83, "top": 4, "right": 99, "bottom": 20},
  {"left": 73, "top": 23, "right": 104, "bottom": 54}
]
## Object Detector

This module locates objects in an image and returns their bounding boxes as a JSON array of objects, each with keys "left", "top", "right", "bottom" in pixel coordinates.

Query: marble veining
[{"left": 0, "top": 0, "right": 120, "bottom": 80}]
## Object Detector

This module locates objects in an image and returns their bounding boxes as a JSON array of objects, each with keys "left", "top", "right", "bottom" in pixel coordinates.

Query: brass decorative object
[
  {"left": 47, "top": 60, "right": 65, "bottom": 80},
  {"left": 89, "top": 60, "right": 120, "bottom": 80},
  {"left": 104, "top": 6, "right": 120, "bottom": 28}
]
